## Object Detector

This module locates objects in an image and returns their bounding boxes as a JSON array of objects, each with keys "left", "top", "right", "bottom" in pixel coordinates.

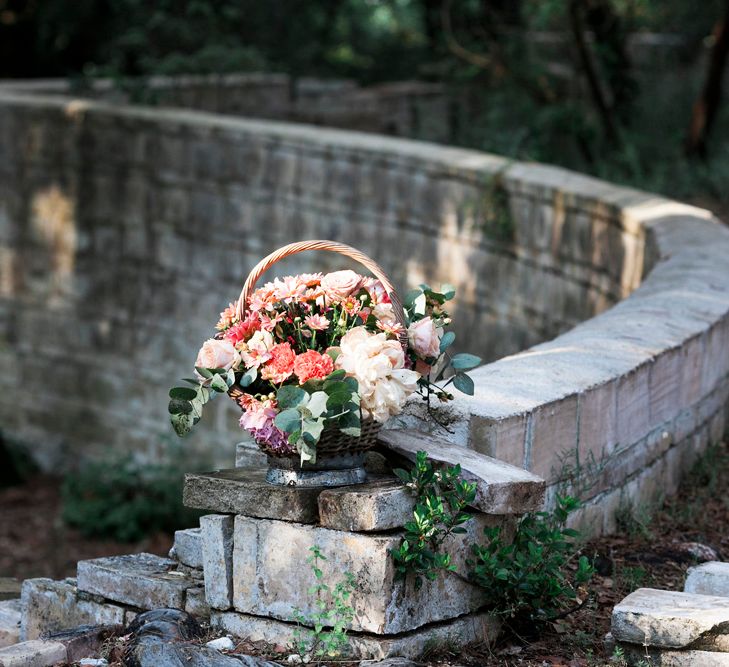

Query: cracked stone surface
[
  {"left": 77, "top": 554, "right": 195, "bottom": 610},
  {"left": 612, "top": 588, "right": 729, "bottom": 650}
]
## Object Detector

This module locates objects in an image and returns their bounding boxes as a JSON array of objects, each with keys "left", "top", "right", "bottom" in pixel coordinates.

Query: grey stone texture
[
  {"left": 200, "top": 515, "right": 235, "bottom": 611},
  {"left": 20, "top": 579, "right": 129, "bottom": 642},
  {"left": 184, "top": 469, "right": 321, "bottom": 523},
  {"left": 185, "top": 587, "right": 212, "bottom": 619},
  {"left": 0, "top": 639, "right": 67, "bottom": 666},
  {"left": 379, "top": 429, "right": 546, "bottom": 514},
  {"left": 619, "top": 644, "right": 729, "bottom": 666},
  {"left": 77, "top": 553, "right": 195, "bottom": 610},
  {"left": 0, "top": 600, "right": 20, "bottom": 648},
  {"left": 231, "top": 514, "right": 509, "bottom": 634},
  {"left": 317, "top": 479, "right": 414, "bottom": 531},
  {"left": 685, "top": 562, "right": 729, "bottom": 598},
  {"left": 0, "top": 90, "right": 727, "bottom": 534},
  {"left": 171, "top": 528, "right": 203, "bottom": 569},
  {"left": 612, "top": 588, "right": 729, "bottom": 651},
  {"left": 212, "top": 609, "right": 500, "bottom": 661}
]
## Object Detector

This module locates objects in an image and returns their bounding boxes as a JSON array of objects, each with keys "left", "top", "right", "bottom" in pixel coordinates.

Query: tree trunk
[{"left": 685, "top": 0, "right": 729, "bottom": 158}]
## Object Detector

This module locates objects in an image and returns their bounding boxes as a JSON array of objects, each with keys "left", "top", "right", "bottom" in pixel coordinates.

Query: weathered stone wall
[
  {"left": 0, "top": 74, "right": 451, "bottom": 143},
  {"left": 0, "top": 91, "right": 727, "bottom": 536}
]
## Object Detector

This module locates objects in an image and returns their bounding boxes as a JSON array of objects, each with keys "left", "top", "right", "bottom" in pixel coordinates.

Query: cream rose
[
  {"left": 239, "top": 330, "right": 274, "bottom": 369},
  {"left": 407, "top": 317, "right": 441, "bottom": 360},
  {"left": 321, "top": 270, "right": 362, "bottom": 301},
  {"left": 195, "top": 338, "right": 240, "bottom": 377}
]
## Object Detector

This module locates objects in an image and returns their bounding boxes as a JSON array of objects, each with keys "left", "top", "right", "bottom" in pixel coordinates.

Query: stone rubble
[
  {"left": 0, "top": 599, "right": 21, "bottom": 648},
  {"left": 0, "top": 638, "right": 67, "bottom": 666},
  {"left": 685, "top": 562, "right": 729, "bottom": 598},
  {"left": 77, "top": 553, "right": 195, "bottom": 610}
]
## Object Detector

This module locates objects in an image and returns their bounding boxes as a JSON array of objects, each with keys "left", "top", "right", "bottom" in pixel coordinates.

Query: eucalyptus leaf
[
  {"left": 453, "top": 373, "right": 475, "bottom": 395},
  {"left": 210, "top": 374, "right": 228, "bottom": 393},
  {"left": 324, "top": 382, "right": 350, "bottom": 407},
  {"left": 171, "top": 412, "right": 194, "bottom": 437},
  {"left": 169, "top": 387, "right": 198, "bottom": 400},
  {"left": 168, "top": 398, "right": 192, "bottom": 415},
  {"left": 439, "top": 331, "right": 456, "bottom": 353},
  {"left": 307, "top": 391, "right": 329, "bottom": 418},
  {"left": 413, "top": 292, "right": 427, "bottom": 316},
  {"left": 338, "top": 410, "right": 361, "bottom": 437},
  {"left": 302, "top": 418, "right": 325, "bottom": 442},
  {"left": 404, "top": 288, "right": 423, "bottom": 307},
  {"left": 441, "top": 283, "right": 456, "bottom": 300},
  {"left": 451, "top": 353, "right": 482, "bottom": 370},
  {"left": 277, "top": 385, "right": 308, "bottom": 409},
  {"left": 238, "top": 367, "right": 257, "bottom": 388},
  {"left": 325, "top": 369, "right": 346, "bottom": 382},
  {"left": 194, "top": 366, "right": 213, "bottom": 379},
  {"left": 274, "top": 408, "right": 301, "bottom": 433}
]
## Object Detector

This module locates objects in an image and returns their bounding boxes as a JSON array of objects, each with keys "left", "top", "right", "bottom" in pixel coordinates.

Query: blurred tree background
[{"left": 1, "top": 0, "right": 729, "bottom": 213}]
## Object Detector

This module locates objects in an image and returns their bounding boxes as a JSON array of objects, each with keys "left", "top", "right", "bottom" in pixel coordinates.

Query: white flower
[{"left": 335, "top": 327, "right": 419, "bottom": 423}]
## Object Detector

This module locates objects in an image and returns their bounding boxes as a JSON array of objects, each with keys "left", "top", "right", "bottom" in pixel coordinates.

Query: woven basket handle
[{"left": 235, "top": 240, "right": 407, "bottom": 345}]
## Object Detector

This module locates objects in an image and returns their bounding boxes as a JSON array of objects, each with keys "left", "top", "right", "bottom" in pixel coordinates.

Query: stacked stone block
[{"left": 184, "top": 432, "right": 545, "bottom": 660}]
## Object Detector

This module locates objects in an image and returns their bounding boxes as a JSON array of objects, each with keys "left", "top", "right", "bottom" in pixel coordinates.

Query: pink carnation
[
  {"left": 216, "top": 303, "right": 238, "bottom": 331},
  {"left": 261, "top": 342, "right": 296, "bottom": 383},
  {"left": 224, "top": 313, "right": 260, "bottom": 347},
  {"left": 293, "top": 350, "right": 334, "bottom": 384}
]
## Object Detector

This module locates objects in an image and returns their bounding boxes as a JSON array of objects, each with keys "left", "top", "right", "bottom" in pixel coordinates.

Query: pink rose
[
  {"left": 407, "top": 317, "right": 441, "bottom": 360},
  {"left": 321, "top": 270, "right": 362, "bottom": 301},
  {"left": 195, "top": 338, "right": 240, "bottom": 377}
]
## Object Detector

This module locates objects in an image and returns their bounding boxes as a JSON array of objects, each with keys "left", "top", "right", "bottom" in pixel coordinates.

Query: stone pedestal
[{"left": 185, "top": 442, "right": 545, "bottom": 660}]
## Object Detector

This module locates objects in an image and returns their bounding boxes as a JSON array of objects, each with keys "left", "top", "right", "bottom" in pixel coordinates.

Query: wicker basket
[{"left": 227, "top": 240, "right": 408, "bottom": 461}]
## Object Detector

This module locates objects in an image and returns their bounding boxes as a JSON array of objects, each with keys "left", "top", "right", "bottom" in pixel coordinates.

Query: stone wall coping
[{"left": 1, "top": 89, "right": 727, "bottom": 488}]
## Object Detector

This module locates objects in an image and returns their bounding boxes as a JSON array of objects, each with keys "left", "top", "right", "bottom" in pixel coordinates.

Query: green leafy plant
[
  {"left": 61, "top": 439, "right": 204, "bottom": 541},
  {"left": 469, "top": 494, "right": 594, "bottom": 624},
  {"left": 291, "top": 545, "right": 357, "bottom": 661},
  {"left": 391, "top": 451, "right": 477, "bottom": 588}
]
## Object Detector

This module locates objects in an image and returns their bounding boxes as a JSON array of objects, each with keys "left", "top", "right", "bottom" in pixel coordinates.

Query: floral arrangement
[{"left": 169, "top": 270, "right": 481, "bottom": 463}]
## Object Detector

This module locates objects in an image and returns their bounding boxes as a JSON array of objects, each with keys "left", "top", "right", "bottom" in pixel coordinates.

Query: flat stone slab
[
  {"left": 171, "top": 528, "right": 203, "bottom": 569},
  {"left": 619, "top": 643, "right": 729, "bottom": 666},
  {"left": 231, "top": 514, "right": 509, "bottom": 634},
  {"left": 0, "top": 599, "right": 20, "bottom": 648},
  {"left": 0, "top": 639, "right": 67, "bottom": 666},
  {"left": 20, "top": 578, "right": 130, "bottom": 642},
  {"left": 318, "top": 478, "right": 414, "bottom": 531},
  {"left": 77, "top": 553, "right": 195, "bottom": 610},
  {"left": 379, "top": 429, "right": 545, "bottom": 514},
  {"left": 612, "top": 588, "right": 729, "bottom": 650},
  {"left": 212, "top": 609, "right": 500, "bottom": 661},
  {"left": 685, "top": 562, "right": 729, "bottom": 598},
  {"left": 183, "top": 468, "right": 321, "bottom": 523}
]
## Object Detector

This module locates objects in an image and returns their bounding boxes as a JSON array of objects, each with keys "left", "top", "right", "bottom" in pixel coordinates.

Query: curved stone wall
[{"left": 0, "top": 91, "right": 727, "bottom": 535}]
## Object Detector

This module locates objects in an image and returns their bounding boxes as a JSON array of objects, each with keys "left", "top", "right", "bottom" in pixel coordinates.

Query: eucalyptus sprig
[{"left": 274, "top": 369, "right": 361, "bottom": 464}]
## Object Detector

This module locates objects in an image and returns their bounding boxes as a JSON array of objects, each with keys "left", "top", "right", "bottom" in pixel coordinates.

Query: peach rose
[
  {"left": 407, "top": 317, "right": 441, "bottom": 360},
  {"left": 321, "top": 270, "right": 362, "bottom": 301},
  {"left": 195, "top": 338, "right": 240, "bottom": 377}
]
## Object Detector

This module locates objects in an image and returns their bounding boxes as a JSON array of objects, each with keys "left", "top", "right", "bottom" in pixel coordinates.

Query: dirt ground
[
  {"left": 0, "top": 475, "right": 172, "bottom": 582},
  {"left": 1, "top": 441, "right": 728, "bottom": 667}
]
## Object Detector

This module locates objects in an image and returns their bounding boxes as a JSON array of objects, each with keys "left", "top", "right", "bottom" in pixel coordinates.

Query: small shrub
[
  {"left": 61, "top": 445, "right": 203, "bottom": 542},
  {"left": 469, "top": 494, "right": 594, "bottom": 624},
  {"left": 391, "top": 451, "right": 476, "bottom": 588}
]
